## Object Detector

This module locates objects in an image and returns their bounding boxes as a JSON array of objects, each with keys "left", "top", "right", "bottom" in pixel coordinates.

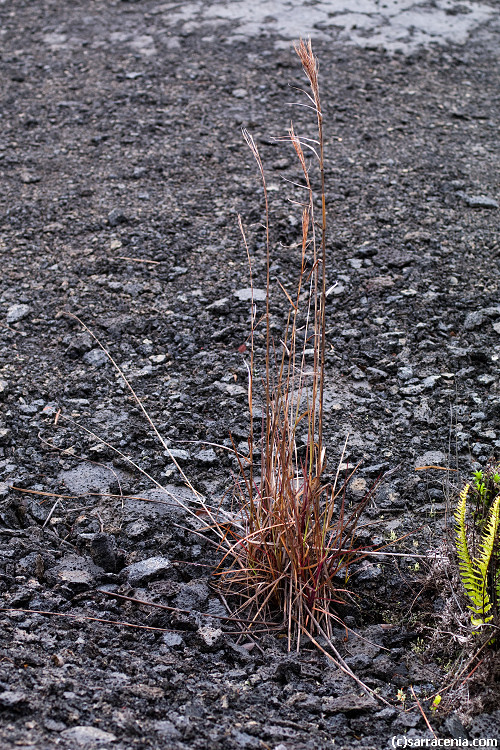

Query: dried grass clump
[{"left": 212, "top": 41, "right": 374, "bottom": 657}]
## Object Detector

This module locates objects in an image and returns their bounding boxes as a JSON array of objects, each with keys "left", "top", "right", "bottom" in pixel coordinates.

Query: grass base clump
[{"left": 212, "top": 41, "right": 375, "bottom": 656}]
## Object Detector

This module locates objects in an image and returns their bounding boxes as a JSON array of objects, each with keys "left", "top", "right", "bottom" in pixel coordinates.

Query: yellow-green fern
[{"left": 454, "top": 484, "right": 500, "bottom": 628}]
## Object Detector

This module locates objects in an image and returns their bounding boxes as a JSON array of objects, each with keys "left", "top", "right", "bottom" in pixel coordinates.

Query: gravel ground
[{"left": 0, "top": 1, "right": 499, "bottom": 748}]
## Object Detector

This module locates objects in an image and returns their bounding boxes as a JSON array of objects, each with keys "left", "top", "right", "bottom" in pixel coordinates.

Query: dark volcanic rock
[
  {"left": 122, "top": 556, "right": 171, "bottom": 586},
  {"left": 0, "top": 2, "right": 498, "bottom": 749}
]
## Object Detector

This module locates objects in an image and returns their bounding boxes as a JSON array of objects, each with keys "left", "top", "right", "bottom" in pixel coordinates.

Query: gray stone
[
  {"left": 483, "top": 306, "right": 500, "bottom": 317},
  {"left": 234, "top": 287, "right": 266, "bottom": 302},
  {"left": 400, "top": 383, "right": 425, "bottom": 396},
  {"left": 231, "top": 88, "right": 247, "bottom": 98},
  {"left": 154, "top": 720, "right": 182, "bottom": 739},
  {"left": 125, "top": 519, "right": 151, "bottom": 538},
  {"left": 159, "top": 0, "right": 498, "bottom": 54},
  {"left": 0, "top": 690, "right": 28, "bottom": 708},
  {"left": 0, "top": 380, "right": 9, "bottom": 397},
  {"left": 196, "top": 626, "right": 223, "bottom": 649},
  {"left": 44, "top": 718, "right": 67, "bottom": 732},
  {"left": 83, "top": 348, "right": 108, "bottom": 367},
  {"left": 46, "top": 554, "right": 104, "bottom": 590},
  {"left": 215, "top": 381, "right": 246, "bottom": 397},
  {"left": 122, "top": 556, "right": 171, "bottom": 585},
  {"left": 162, "top": 632, "right": 184, "bottom": 648},
  {"left": 207, "top": 297, "right": 230, "bottom": 313},
  {"left": 167, "top": 448, "right": 189, "bottom": 462},
  {"left": 232, "top": 730, "right": 261, "bottom": 748},
  {"left": 90, "top": 534, "right": 118, "bottom": 572},
  {"left": 194, "top": 448, "right": 217, "bottom": 464},
  {"left": 175, "top": 580, "right": 210, "bottom": 610},
  {"left": 355, "top": 563, "right": 382, "bottom": 584},
  {"left": 477, "top": 374, "right": 496, "bottom": 385},
  {"left": 123, "top": 484, "right": 196, "bottom": 523},
  {"left": 61, "top": 726, "right": 117, "bottom": 744},
  {"left": 421, "top": 375, "right": 441, "bottom": 389},
  {"left": 6, "top": 304, "right": 30, "bottom": 323},
  {"left": 322, "top": 693, "right": 377, "bottom": 715},
  {"left": 459, "top": 193, "right": 499, "bottom": 208},
  {"left": 464, "top": 311, "right": 485, "bottom": 330},
  {"left": 329, "top": 282, "right": 345, "bottom": 296},
  {"left": 493, "top": 321, "right": 500, "bottom": 335},
  {"left": 107, "top": 208, "right": 128, "bottom": 226},
  {"left": 415, "top": 451, "right": 446, "bottom": 469},
  {"left": 413, "top": 399, "right": 434, "bottom": 424},
  {"left": 59, "top": 464, "right": 128, "bottom": 495},
  {"left": 361, "top": 463, "right": 389, "bottom": 477},
  {"left": 444, "top": 714, "right": 469, "bottom": 740},
  {"left": 469, "top": 711, "right": 500, "bottom": 739}
]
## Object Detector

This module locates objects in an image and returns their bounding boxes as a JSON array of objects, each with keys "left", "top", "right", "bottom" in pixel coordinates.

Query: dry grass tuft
[{"left": 211, "top": 41, "right": 376, "bottom": 667}]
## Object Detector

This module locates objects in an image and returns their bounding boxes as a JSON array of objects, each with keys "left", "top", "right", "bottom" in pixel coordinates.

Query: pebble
[
  {"left": 124, "top": 485, "right": 195, "bottom": 523},
  {"left": 0, "top": 690, "right": 28, "bottom": 708},
  {"left": 444, "top": 714, "right": 468, "bottom": 740},
  {"left": 83, "top": 348, "right": 108, "bottom": 367},
  {"left": 175, "top": 580, "right": 210, "bottom": 610},
  {"left": 493, "top": 321, "right": 500, "bottom": 335},
  {"left": 421, "top": 375, "right": 441, "bottom": 389},
  {"left": 397, "top": 366, "right": 413, "bottom": 381},
  {"left": 196, "top": 625, "right": 223, "bottom": 649},
  {"left": 330, "top": 283, "right": 345, "bottom": 296},
  {"left": 216, "top": 381, "right": 246, "bottom": 396},
  {"left": 46, "top": 554, "right": 104, "bottom": 590},
  {"left": 413, "top": 400, "right": 434, "bottom": 424},
  {"left": 322, "top": 693, "right": 377, "bottom": 714},
  {"left": 458, "top": 192, "right": 499, "bottom": 208},
  {"left": 154, "top": 720, "right": 182, "bottom": 739},
  {"left": 477, "top": 374, "right": 496, "bottom": 385},
  {"left": 59, "top": 464, "right": 126, "bottom": 495},
  {"left": 349, "top": 477, "right": 367, "bottom": 496},
  {"left": 89, "top": 533, "right": 118, "bottom": 573},
  {"left": 272, "top": 158, "right": 290, "bottom": 170},
  {"left": 361, "top": 463, "right": 388, "bottom": 477},
  {"left": 6, "top": 304, "right": 30, "bottom": 324},
  {"left": 464, "top": 311, "right": 485, "bottom": 330},
  {"left": 234, "top": 287, "right": 266, "bottom": 302},
  {"left": 400, "top": 383, "right": 425, "bottom": 395},
  {"left": 415, "top": 450, "right": 446, "bottom": 469},
  {"left": 231, "top": 88, "right": 247, "bottom": 99},
  {"left": 122, "top": 555, "right": 171, "bottom": 586},
  {"left": 194, "top": 448, "right": 217, "bottom": 464},
  {"left": 60, "top": 726, "right": 117, "bottom": 745},
  {"left": 162, "top": 632, "right": 184, "bottom": 648},
  {"left": 207, "top": 297, "right": 230, "bottom": 313},
  {"left": 107, "top": 208, "right": 129, "bottom": 226},
  {"left": 167, "top": 448, "right": 190, "bottom": 461}
]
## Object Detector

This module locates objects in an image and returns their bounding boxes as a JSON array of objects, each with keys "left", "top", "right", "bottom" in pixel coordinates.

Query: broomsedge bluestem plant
[{"left": 212, "top": 40, "right": 375, "bottom": 656}]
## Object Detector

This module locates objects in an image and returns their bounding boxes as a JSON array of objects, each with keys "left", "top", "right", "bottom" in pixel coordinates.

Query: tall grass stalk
[{"left": 214, "top": 41, "right": 373, "bottom": 655}]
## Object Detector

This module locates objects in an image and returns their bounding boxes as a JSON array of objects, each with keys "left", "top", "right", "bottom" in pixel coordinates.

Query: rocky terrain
[{"left": 0, "top": 1, "right": 499, "bottom": 748}]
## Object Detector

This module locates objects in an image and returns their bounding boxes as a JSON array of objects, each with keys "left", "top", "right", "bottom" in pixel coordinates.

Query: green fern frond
[
  {"left": 454, "top": 484, "right": 500, "bottom": 627},
  {"left": 454, "top": 484, "right": 472, "bottom": 569}
]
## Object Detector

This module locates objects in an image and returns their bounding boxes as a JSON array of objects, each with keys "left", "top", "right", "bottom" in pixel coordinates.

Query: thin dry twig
[{"left": 410, "top": 685, "right": 437, "bottom": 739}]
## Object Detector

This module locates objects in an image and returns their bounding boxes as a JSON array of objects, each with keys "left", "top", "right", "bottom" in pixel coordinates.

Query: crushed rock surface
[{"left": 0, "top": 1, "right": 499, "bottom": 748}]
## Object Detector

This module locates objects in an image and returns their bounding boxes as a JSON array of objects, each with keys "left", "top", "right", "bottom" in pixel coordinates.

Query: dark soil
[{"left": 1, "top": 2, "right": 499, "bottom": 748}]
